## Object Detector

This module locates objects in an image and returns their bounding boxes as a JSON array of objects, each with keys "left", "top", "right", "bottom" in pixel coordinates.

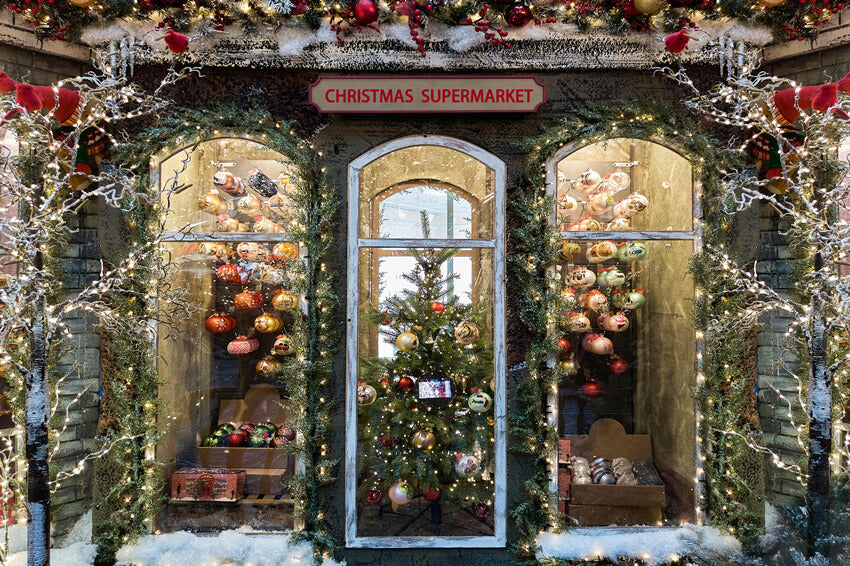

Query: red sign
[{"left": 310, "top": 76, "right": 546, "bottom": 113}]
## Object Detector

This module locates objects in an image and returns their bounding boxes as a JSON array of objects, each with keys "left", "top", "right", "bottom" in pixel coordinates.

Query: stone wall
[{"left": 0, "top": 43, "right": 89, "bottom": 88}]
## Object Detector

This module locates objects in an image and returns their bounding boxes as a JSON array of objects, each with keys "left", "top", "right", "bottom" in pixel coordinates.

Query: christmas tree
[{"left": 357, "top": 214, "right": 495, "bottom": 525}]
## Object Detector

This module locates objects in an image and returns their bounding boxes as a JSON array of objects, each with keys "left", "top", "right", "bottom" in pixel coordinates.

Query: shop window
[
  {"left": 346, "top": 137, "right": 506, "bottom": 547},
  {"left": 547, "top": 139, "right": 699, "bottom": 527},
  {"left": 155, "top": 138, "right": 300, "bottom": 532}
]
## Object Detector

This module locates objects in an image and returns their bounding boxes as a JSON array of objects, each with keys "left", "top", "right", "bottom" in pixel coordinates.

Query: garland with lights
[
  {"left": 99, "top": 103, "right": 339, "bottom": 560},
  {"left": 1, "top": 0, "right": 844, "bottom": 50},
  {"left": 509, "top": 99, "right": 771, "bottom": 559}
]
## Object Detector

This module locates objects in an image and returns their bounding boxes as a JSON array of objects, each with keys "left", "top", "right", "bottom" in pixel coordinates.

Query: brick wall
[{"left": 0, "top": 43, "right": 89, "bottom": 88}]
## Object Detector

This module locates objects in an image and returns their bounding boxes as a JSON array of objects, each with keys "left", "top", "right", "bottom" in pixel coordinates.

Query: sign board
[{"left": 310, "top": 75, "right": 545, "bottom": 113}]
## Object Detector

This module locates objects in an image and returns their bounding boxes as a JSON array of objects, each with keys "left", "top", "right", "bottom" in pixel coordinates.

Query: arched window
[
  {"left": 346, "top": 137, "right": 506, "bottom": 547},
  {"left": 546, "top": 138, "right": 701, "bottom": 527},
  {"left": 155, "top": 137, "right": 300, "bottom": 531}
]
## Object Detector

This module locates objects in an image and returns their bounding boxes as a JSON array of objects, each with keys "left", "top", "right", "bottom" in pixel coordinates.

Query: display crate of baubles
[
  {"left": 196, "top": 384, "right": 294, "bottom": 495},
  {"left": 562, "top": 418, "right": 665, "bottom": 526}
]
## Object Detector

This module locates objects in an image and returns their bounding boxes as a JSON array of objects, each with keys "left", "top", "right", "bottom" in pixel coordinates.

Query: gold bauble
[
  {"left": 272, "top": 242, "right": 299, "bottom": 262},
  {"left": 411, "top": 429, "right": 436, "bottom": 450},
  {"left": 254, "top": 312, "right": 284, "bottom": 333},
  {"left": 559, "top": 241, "right": 582, "bottom": 261},
  {"left": 766, "top": 177, "right": 789, "bottom": 195},
  {"left": 256, "top": 355, "right": 282, "bottom": 377},
  {"left": 357, "top": 383, "right": 377, "bottom": 405},
  {"left": 757, "top": 0, "right": 786, "bottom": 6},
  {"left": 67, "top": 0, "right": 96, "bottom": 7},
  {"left": 633, "top": 0, "right": 664, "bottom": 14},
  {"left": 396, "top": 331, "right": 419, "bottom": 352},
  {"left": 454, "top": 321, "right": 480, "bottom": 344},
  {"left": 272, "top": 290, "right": 298, "bottom": 310}
]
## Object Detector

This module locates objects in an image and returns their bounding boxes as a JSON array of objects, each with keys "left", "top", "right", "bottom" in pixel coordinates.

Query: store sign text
[{"left": 310, "top": 76, "right": 545, "bottom": 113}]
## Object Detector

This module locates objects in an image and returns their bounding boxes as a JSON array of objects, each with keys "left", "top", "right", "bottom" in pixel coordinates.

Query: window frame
[
  {"left": 544, "top": 138, "right": 706, "bottom": 528},
  {"left": 346, "top": 135, "right": 507, "bottom": 548}
]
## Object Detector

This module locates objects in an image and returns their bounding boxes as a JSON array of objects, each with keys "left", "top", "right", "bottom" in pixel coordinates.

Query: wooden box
[
  {"left": 171, "top": 468, "right": 246, "bottom": 501},
  {"left": 196, "top": 384, "right": 293, "bottom": 495},
  {"left": 563, "top": 418, "right": 665, "bottom": 526}
]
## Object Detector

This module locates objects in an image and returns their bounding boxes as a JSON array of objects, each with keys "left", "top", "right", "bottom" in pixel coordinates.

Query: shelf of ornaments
[{"left": 556, "top": 166, "right": 648, "bottom": 233}]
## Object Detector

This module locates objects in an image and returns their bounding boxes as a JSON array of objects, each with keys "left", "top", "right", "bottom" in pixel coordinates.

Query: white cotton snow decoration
[
  {"left": 444, "top": 25, "right": 486, "bottom": 52},
  {"left": 384, "top": 23, "right": 418, "bottom": 49},
  {"left": 276, "top": 25, "right": 321, "bottom": 56},
  {"left": 6, "top": 511, "right": 97, "bottom": 566},
  {"left": 536, "top": 525, "right": 741, "bottom": 565},
  {"left": 80, "top": 23, "right": 130, "bottom": 46},
  {"left": 116, "top": 529, "right": 345, "bottom": 566}
]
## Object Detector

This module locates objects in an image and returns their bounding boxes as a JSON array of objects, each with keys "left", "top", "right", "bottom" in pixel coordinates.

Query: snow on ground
[
  {"left": 116, "top": 530, "right": 344, "bottom": 566},
  {"left": 536, "top": 524, "right": 741, "bottom": 565},
  {"left": 4, "top": 511, "right": 97, "bottom": 566}
]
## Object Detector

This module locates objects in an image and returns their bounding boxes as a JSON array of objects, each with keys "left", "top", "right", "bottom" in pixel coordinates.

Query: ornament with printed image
[
  {"left": 623, "top": 289, "right": 646, "bottom": 310},
  {"left": 454, "top": 321, "right": 480, "bottom": 344},
  {"left": 586, "top": 240, "right": 617, "bottom": 263},
  {"left": 616, "top": 241, "right": 648, "bottom": 262},
  {"left": 557, "top": 168, "right": 568, "bottom": 187},
  {"left": 246, "top": 168, "right": 278, "bottom": 197},
  {"left": 254, "top": 312, "right": 284, "bottom": 333},
  {"left": 605, "top": 217, "right": 632, "bottom": 231},
  {"left": 610, "top": 289, "right": 627, "bottom": 309},
  {"left": 217, "top": 263, "right": 250, "bottom": 285},
  {"left": 561, "top": 286, "right": 578, "bottom": 307},
  {"left": 411, "top": 429, "right": 437, "bottom": 450},
  {"left": 604, "top": 169, "right": 631, "bottom": 192},
  {"left": 253, "top": 215, "right": 284, "bottom": 234},
  {"left": 234, "top": 291, "right": 264, "bottom": 310},
  {"left": 573, "top": 168, "right": 603, "bottom": 193},
  {"left": 205, "top": 312, "right": 237, "bottom": 334},
  {"left": 256, "top": 355, "right": 282, "bottom": 377},
  {"left": 272, "top": 290, "right": 298, "bottom": 310},
  {"left": 227, "top": 335, "right": 259, "bottom": 356},
  {"left": 237, "top": 194, "right": 264, "bottom": 216},
  {"left": 237, "top": 242, "right": 271, "bottom": 262},
  {"left": 198, "top": 189, "right": 228, "bottom": 215},
  {"left": 468, "top": 387, "right": 492, "bottom": 413},
  {"left": 559, "top": 241, "right": 582, "bottom": 262},
  {"left": 357, "top": 382, "right": 377, "bottom": 405},
  {"left": 388, "top": 481, "right": 412, "bottom": 508},
  {"left": 271, "top": 242, "right": 299, "bottom": 263},
  {"left": 558, "top": 356, "right": 580, "bottom": 375},
  {"left": 396, "top": 331, "right": 420, "bottom": 352},
  {"left": 564, "top": 312, "right": 592, "bottom": 333},
  {"left": 613, "top": 193, "right": 649, "bottom": 218},
  {"left": 273, "top": 334, "right": 296, "bottom": 355},
  {"left": 597, "top": 266, "right": 627, "bottom": 288},
  {"left": 608, "top": 356, "right": 629, "bottom": 375},
  {"left": 213, "top": 169, "right": 247, "bottom": 197},
  {"left": 565, "top": 265, "right": 596, "bottom": 288},
  {"left": 455, "top": 452, "right": 481, "bottom": 477},
  {"left": 599, "top": 311, "right": 629, "bottom": 332},
  {"left": 557, "top": 194, "right": 579, "bottom": 215},
  {"left": 582, "top": 333, "right": 614, "bottom": 355},
  {"left": 216, "top": 215, "right": 249, "bottom": 233},
  {"left": 252, "top": 264, "right": 286, "bottom": 285},
  {"left": 197, "top": 242, "right": 231, "bottom": 260},
  {"left": 586, "top": 192, "right": 614, "bottom": 215},
  {"left": 578, "top": 289, "right": 608, "bottom": 312},
  {"left": 568, "top": 216, "right": 602, "bottom": 231}
]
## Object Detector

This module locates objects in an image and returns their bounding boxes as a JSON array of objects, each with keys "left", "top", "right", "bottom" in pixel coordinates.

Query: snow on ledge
[
  {"left": 536, "top": 525, "right": 741, "bottom": 565},
  {"left": 116, "top": 529, "right": 345, "bottom": 566}
]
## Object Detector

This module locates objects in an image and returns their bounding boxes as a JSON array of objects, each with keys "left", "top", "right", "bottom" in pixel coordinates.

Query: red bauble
[
  {"left": 138, "top": 0, "right": 155, "bottom": 8},
  {"left": 217, "top": 264, "right": 241, "bottom": 284},
  {"left": 226, "top": 431, "right": 247, "bottom": 447},
  {"left": 609, "top": 357, "right": 629, "bottom": 375},
  {"left": 557, "top": 338, "right": 572, "bottom": 354},
  {"left": 624, "top": 1, "right": 640, "bottom": 15},
  {"left": 227, "top": 335, "right": 259, "bottom": 356},
  {"left": 234, "top": 291, "right": 264, "bottom": 310},
  {"left": 473, "top": 503, "right": 491, "bottom": 519},
  {"left": 423, "top": 487, "right": 441, "bottom": 501},
  {"left": 353, "top": 0, "right": 379, "bottom": 25},
  {"left": 398, "top": 376, "right": 414, "bottom": 392},
  {"left": 278, "top": 427, "right": 297, "bottom": 441},
  {"left": 366, "top": 489, "right": 383, "bottom": 505},
  {"left": 205, "top": 312, "right": 237, "bottom": 334},
  {"left": 380, "top": 436, "right": 396, "bottom": 447},
  {"left": 431, "top": 301, "right": 446, "bottom": 315},
  {"left": 581, "top": 380, "right": 603, "bottom": 399},
  {"left": 506, "top": 4, "right": 532, "bottom": 27}
]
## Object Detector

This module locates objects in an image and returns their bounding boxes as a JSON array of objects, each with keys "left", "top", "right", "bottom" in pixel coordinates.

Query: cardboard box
[
  {"left": 171, "top": 468, "right": 246, "bottom": 501},
  {"left": 563, "top": 418, "right": 665, "bottom": 526}
]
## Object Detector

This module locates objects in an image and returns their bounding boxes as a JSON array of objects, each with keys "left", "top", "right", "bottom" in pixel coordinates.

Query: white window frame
[
  {"left": 346, "top": 135, "right": 507, "bottom": 548},
  {"left": 544, "top": 138, "right": 705, "bottom": 528}
]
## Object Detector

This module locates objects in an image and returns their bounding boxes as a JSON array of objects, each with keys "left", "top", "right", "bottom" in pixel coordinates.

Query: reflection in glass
[{"left": 378, "top": 185, "right": 473, "bottom": 239}]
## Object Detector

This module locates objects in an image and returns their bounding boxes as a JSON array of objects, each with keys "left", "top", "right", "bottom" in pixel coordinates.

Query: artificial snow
[
  {"left": 536, "top": 524, "right": 741, "bottom": 565},
  {"left": 4, "top": 510, "right": 97, "bottom": 566},
  {"left": 116, "top": 530, "right": 345, "bottom": 566}
]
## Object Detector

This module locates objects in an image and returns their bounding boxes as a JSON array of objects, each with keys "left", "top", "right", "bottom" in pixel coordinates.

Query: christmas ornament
[
  {"left": 614, "top": 193, "right": 649, "bottom": 218},
  {"left": 216, "top": 215, "right": 248, "bottom": 232},
  {"left": 357, "top": 383, "right": 377, "bottom": 405},
  {"left": 568, "top": 216, "right": 602, "bottom": 231},
  {"left": 213, "top": 170, "right": 246, "bottom": 197},
  {"left": 468, "top": 388, "right": 493, "bottom": 412},
  {"left": 202, "top": 435, "right": 216, "bottom": 447},
  {"left": 366, "top": 489, "right": 383, "bottom": 505},
  {"left": 586, "top": 240, "right": 618, "bottom": 264},
  {"left": 455, "top": 453, "right": 481, "bottom": 477},
  {"left": 272, "top": 242, "right": 299, "bottom": 262},
  {"left": 273, "top": 334, "right": 296, "bottom": 355},
  {"left": 557, "top": 337, "right": 572, "bottom": 354},
  {"left": 205, "top": 312, "right": 237, "bottom": 334},
  {"left": 388, "top": 481, "right": 412, "bottom": 506},
  {"left": 272, "top": 290, "right": 298, "bottom": 310},
  {"left": 234, "top": 291, "right": 264, "bottom": 310},
  {"left": 380, "top": 436, "right": 396, "bottom": 447},
  {"left": 565, "top": 312, "right": 591, "bottom": 333},
  {"left": 247, "top": 432, "right": 268, "bottom": 447},
  {"left": 354, "top": 0, "right": 379, "bottom": 24},
  {"left": 561, "top": 286, "right": 577, "bottom": 305},
  {"left": 582, "top": 333, "right": 614, "bottom": 355},
  {"left": 256, "top": 356, "right": 282, "bottom": 377},
  {"left": 616, "top": 241, "right": 648, "bottom": 262},
  {"left": 162, "top": 30, "right": 190, "bottom": 53},
  {"left": 254, "top": 312, "right": 284, "bottom": 333},
  {"left": 199, "top": 190, "right": 227, "bottom": 215},
  {"left": 227, "top": 335, "right": 259, "bottom": 356},
  {"left": 252, "top": 264, "right": 286, "bottom": 285},
  {"left": 237, "top": 194, "right": 264, "bottom": 216},
  {"left": 252, "top": 216, "right": 283, "bottom": 234},
  {"left": 604, "top": 170, "right": 631, "bottom": 192},
  {"left": 623, "top": 289, "right": 646, "bottom": 310},
  {"left": 506, "top": 3, "right": 532, "bottom": 27},
  {"left": 558, "top": 357, "right": 580, "bottom": 375},
  {"left": 565, "top": 265, "right": 596, "bottom": 288},
  {"left": 246, "top": 168, "right": 278, "bottom": 197},
  {"left": 454, "top": 321, "right": 480, "bottom": 344},
  {"left": 601, "top": 311, "right": 630, "bottom": 332},
  {"left": 605, "top": 218, "right": 632, "bottom": 231},
  {"left": 226, "top": 431, "right": 248, "bottom": 447},
  {"left": 411, "top": 429, "right": 436, "bottom": 450},
  {"left": 559, "top": 241, "right": 582, "bottom": 261},
  {"left": 633, "top": 0, "right": 664, "bottom": 14},
  {"left": 573, "top": 168, "right": 602, "bottom": 193},
  {"left": 259, "top": 421, "right": 278, "bottom": 435},
  {"left": 423, "top": 487, "right": 441, "bottom": 501},
  {"left": 431, "top": 301, "right": 446, "bottom": 314},
  {"left": 278, "top": 426, "right": 297, "bottom": 441},
  {"left": 578, "top": 289, "right": 608, "bottom": 311},
  {"left": 597, "top": 267, "right": 627, "bottom": 289},
  {"left": 197, "top": 242, "right": 230, "bottom": 260},
  {"left": 240, "top": 422, "right": 256, "bottom": 433},
  {"left": 396, "top": 331, "right": 420, "bottom": 352},
  {"left": 557, "top": 194, "right": 579, "bottom": 215},
  {"left": 398, "top": 376, "right": 415, "bottom": 392},
  {"left": 757, "top": 0, "right": 786, "bottom": 6},
  {"left": 611, "top": 289, "right": 627, "bottom": 309},
  {"left": 473, "top": 503, "right": 491, "bottom": 519},
  {"left": 237, "top": 242, "right": 271, "bottom": 262},
  {"left": 664, "top": 29, "right": 691, "bottom": 54},
  {"left": 217, "top": 264, "right": 249, "bottom": 285},
  {"left": 609, "top": 357, "right": 629, "bottom": 375},
  {"left": 586, "top": 192, "right": 614, "bottom": 215},
  {"left": 581, "top": 380, "right": 603, "bottom": 398}
]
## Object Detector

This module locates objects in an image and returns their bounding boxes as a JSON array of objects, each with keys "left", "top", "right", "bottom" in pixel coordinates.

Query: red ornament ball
[
  {"left": 506, "top": 3, "right": 532, "bottom": 27},
  {"left": 473, "top": 502, "right": 491, "bottom": 519},
  {"left": 431, "top": 301, "right": 446, "bottom": 315},
  {"left": 226, "top": 431, "right": 247, "bottom": 447},
  {"left": 380, "top": 436, "right": 396, "bottom": 447},
  {"left": 205, "top": 312, "right": 237, "bottom": 334},
  {"left": 557, "top": 338, "right": 572, "bottom": 354},
  {"left": 581, "top": 380, "right": 603, "bottom": 399},
  {"left": 353, "top": 0, "right": 379, "bottom": 25},
  {"left": 609, "top": 357, "right": 629, "bottom": 375},
  {"left": 366, "top": 489, "right": 383, "bottom": 505},
  {"left": 423, "top": 487, "right": 441, "bottom": 501},
  {"left": 398, "top": 376, "right": 414, "bottom": 392}
]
